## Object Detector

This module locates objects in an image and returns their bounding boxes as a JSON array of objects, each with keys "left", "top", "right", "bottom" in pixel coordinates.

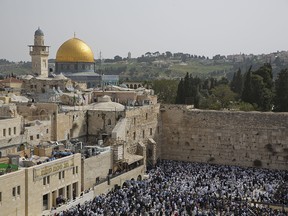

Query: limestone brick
[
  {"left": 0, "top": 169, "right": 26, "bottom": 216},
  {"left": 160, "top": 105, "right": 288, "bottom": 170},
  {"left": 82, "top": 151, "right": 112, "bottom": 190}
]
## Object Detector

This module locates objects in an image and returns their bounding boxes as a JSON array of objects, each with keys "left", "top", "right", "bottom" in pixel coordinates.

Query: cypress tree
[
  {"left": 242, "top": 67, "right": 253, "bottom": 104},
  {"left": 274, "top": 69, "right": 288, "bottom": 111}
]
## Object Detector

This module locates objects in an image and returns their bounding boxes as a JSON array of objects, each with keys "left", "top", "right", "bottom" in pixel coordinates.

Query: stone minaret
[{"left": 29, "top": 27, "right": 49, "bottom": 77}]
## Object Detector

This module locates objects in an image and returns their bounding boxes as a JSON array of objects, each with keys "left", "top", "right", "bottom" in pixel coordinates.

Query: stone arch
[
  {"left": 138, "top": 84, "right": 142, "bottom": 88},
  {"left": 137, "top": 175, "right": 142, "bottom": 181},
  {"left": 130, "top": 84, "right": 133, "bottom": 89},
  {"left": 131, "top": 178, "right": 135, "bottom": 181},
  {"left": 134, "top": 84, "right": 137, "bottom": 89},
  {"left": 39, "top": 109, "right": 48, "bottom": 120}
]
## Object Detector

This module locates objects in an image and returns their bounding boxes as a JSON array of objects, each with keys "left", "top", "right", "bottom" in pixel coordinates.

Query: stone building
[
  {"left": 0, "top": 153, "right": 82, "bottom": 216},
  {"left": 28, "top": 27, "right": 49, "bottom": 77}
]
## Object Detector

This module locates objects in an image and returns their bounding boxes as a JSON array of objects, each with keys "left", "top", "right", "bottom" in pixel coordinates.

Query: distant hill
[
  {"left": 1, "top": 50, "right": 288, "bottom": 80},
  {"left": 0, "top": 59, "right": 32, "bottom": 77}
]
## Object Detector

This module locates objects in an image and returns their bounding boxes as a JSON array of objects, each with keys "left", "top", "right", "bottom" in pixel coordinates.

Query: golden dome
[{"left": 56, "top": 37, "right": 94, "bottom": 63}]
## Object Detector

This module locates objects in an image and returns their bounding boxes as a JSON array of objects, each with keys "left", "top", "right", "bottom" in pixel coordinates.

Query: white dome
[
  {"left": 54, "top": 73, "right": 68, "bottom": 80},
  {"left": 98, "top": 95, "right": 112, "bottom": 103}
]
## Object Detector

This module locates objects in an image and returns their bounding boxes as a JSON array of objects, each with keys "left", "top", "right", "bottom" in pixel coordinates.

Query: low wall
[{"left": 93, "top": 165, "right": 145, "bottom": 195}]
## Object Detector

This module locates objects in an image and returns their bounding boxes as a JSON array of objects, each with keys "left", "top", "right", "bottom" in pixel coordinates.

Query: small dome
[
  {"left": 56, "top": 37, "right": 94, "bottom": 63},
  {"left": 23, "top": 75, "right": 34, "bottom": 80},
  {"left": 98, "top": 95, "right": 112, "bottom": 103},
  {"left": 35, "top": 27, "right": 44, "bottom": 36},
  {"left": 53, "top": 73, "right": 68, "bottom": 80}
]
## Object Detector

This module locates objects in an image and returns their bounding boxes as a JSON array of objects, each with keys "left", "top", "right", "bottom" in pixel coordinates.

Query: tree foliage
[
  {"left": 274, "top": 69, "right": 288, "bottom": 112},
  {"left": 230, "top": 68, "right": 243, "bottom": 96},
  {"left": 242, "top": 64, "right": 273, "bottom": 111},
  {"left": 152, "top": 79, "right": 179, "bottom": 104},
  {"left": 211, "top": 84, "right": 236, "bottom": 108},
  {"left": 175, "top": 73, "right": 200, "bottom": 107}
]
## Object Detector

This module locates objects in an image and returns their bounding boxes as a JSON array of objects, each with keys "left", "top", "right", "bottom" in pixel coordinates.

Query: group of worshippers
[{"left": 56, "top": 160, "right": 288, "bottom": 216}]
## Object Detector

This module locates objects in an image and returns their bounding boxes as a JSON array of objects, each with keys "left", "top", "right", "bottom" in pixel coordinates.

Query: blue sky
[{"left": 1, "top": 0, "right": 288, "bottom": 61}]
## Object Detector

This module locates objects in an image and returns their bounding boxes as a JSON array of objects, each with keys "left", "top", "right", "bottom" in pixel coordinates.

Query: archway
[
  {"left": 137, "top": 175, "right": 142, "bottom": 181},
  {"left": 39, "top": 109, "right": 48, "bottom": 120}
]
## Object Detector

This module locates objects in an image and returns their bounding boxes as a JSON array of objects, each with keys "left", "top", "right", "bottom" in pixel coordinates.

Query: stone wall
[
  {"left": 0, "top": 103, "right": 18, "bottom": 118},
  {"left": 55, "top": 110, "right": 87, "bottom": 141},
  {"left": 0, "top": 169, "right": 26, "bottom": 216},
  {"left": 124, "top": 104, "right": 161, "bottom": 158},
  {"left": 93, "top": 165, "right": 145, "bottom": 196},
  {"left": 161, "top": 105, "right": 288, "bottom": 170},
  {"left": 87, "top": 110, "right": 124, "bottom": 137},
  {"left": 82, "top": 151, "right": 112, "bottom": 191}
]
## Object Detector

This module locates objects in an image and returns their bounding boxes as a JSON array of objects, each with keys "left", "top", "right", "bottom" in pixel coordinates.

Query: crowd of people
[{"left": 56, "top": 160, "right": 288, "bottom": 216}]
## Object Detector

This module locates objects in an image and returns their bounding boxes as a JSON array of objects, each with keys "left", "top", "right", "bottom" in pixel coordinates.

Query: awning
[
  {"left": 148, "top": 138, "right": 156, "bottom": 145},
  {"left": 125, "top": 153, "right": 143, "bottom": 165}
]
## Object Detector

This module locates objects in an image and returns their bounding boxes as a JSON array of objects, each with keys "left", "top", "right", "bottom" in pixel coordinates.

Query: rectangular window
[
  {"left": 30, "top": 136, "right": 33, "bottom": 141},
  {"left": 76, "top": 166, "right": 78, "bottom": 174},
  {"left": 142, "top": 130, "right": 145, "bottom": 138},
  {"left": 14, "top": 127, "right": 16, "bottom": 135},
  {"left": 157, "top": 126, "right": 160, "bottom": 134},
  {"left": 146, "top": 113, "right": 148, "bottom": 120},
  {"left": 73, "top": 167, "right": 75, "bottom": 175},
  {"left": 43, "top": 176, "right": 50, "bottom": 185},
  {"left": 12, "top": 187, "right": 16, "bottom": 197},
  {"left": 59, "top": 172, "right": 61, "bottom": 180},
  {"left": 150, "top": 128, "right": 152, "bottom": 136},
  {"left": 0, "top": 192, "right": 1, "bottom": 202},
  {"left": 46, "top": 129, "right": 49, "bottom": 134},
  {"left": 37, "top": 134, "right": 40, "bottom": 139},
  {"left": 62, "top": 171, "right": 65, "bottom": 178},
  {"left": 17, "top": 186, "right": 20, "bottom": 195},
  {"left": 134, "top": 117, "right": 136, "bottom": 125},
  {"left": 8, "top": 128, "right": 11, "bottom": 136},
  {"left": 3, "top": 129, "right": 6, "bottom": 137},
  {"left": 133, "top": 132, "right": 136, "bottom": 140}
]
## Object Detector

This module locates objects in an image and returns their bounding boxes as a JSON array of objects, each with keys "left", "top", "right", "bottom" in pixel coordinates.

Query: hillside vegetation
[{"left": 1, "top": 50, "right": 288, "bottom": 81}]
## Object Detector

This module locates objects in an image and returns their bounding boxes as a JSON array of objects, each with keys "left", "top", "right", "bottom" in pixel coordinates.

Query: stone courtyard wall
[
  {"left": 161, "top": 105, "right": 288, "bottom": 170},
  {"left": 125, "top": 104, "right": 161, "bottom": 158}
]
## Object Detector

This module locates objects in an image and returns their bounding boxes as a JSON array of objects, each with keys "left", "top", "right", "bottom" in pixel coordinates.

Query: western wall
[{"left": 160, "top": 105, "right": 288, "bottom": 170}]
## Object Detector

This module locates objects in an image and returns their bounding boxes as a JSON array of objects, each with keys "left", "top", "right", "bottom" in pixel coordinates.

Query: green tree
[
  {"left": 114, "top": 55, "right": 122, "bottom": 62},
  {"left": 152, "top": 79, "right": 179, "bottom": 104},
  {"left": 175, "top": 78, "right": 185, "bottom": 104},
  {"left": 274, "top": 69, "right": 288, "bottom": 111},
  {"left": 211, "top": 84, "right": 236, "bottom": 108},
  {"left": 242, "top": 67, "right": 253, "bottom": 104},
  {"left": 230, "top": 68, "right": 243, "bottom": 96},
  {"left": 242, "top": 64, "right": 274, "bottom": 111}
]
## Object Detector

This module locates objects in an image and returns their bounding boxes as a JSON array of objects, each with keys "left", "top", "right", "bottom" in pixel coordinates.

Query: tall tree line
[{"left": 174, "top": 63, "right": 288, "bottom": 112}]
